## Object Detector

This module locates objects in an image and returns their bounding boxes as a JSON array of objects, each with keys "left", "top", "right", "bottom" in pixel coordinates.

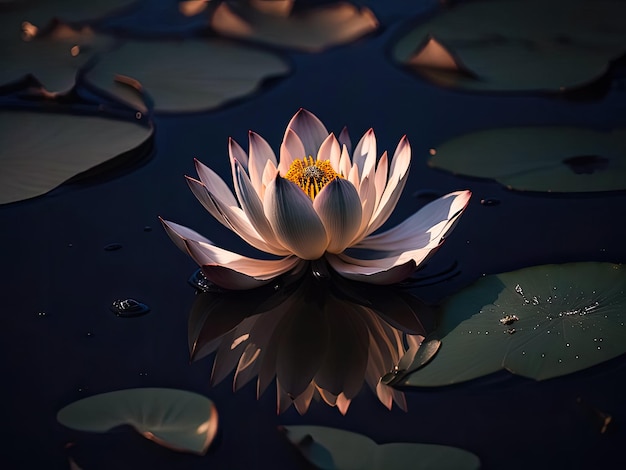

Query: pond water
[{"left": 2, "top": 1, "right": 626, "bottom": 469}]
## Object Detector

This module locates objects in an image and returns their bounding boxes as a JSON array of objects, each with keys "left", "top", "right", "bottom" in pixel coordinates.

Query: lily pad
[
  {"left": 392, "top": 0, "right": 626, "bottom": 92},
  {"left": 83, "top": 38, "right": 290, "bottom": 113},
  {"left": 210, "top": 1, "right": 378, "bottom": 52},
  {"left": 7, "top": 0, "right": 139, "bottom": 26},
  {"left": 429, "top": 126, "right": 626, "bottom": 192},
  {"left": 403, "top": 263, "right": 626, "bottom": 387},
  {"left": 57, "top": 388, "right": 218, "bottom": 455},
  {"left": 283, "top": 425, "right": 480, "bottom": 470},
  {"left": 0, "top": 19, "right": 114, "bottom": 94},
  {"left": 0, "top": 110, "right": 153, "bottom": 204}
]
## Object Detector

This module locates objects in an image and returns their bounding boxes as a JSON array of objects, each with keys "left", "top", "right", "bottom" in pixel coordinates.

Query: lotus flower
[
  {"left": 161, "top": 109, "right": 470, "bottom": 290},
  {"left": 188, "top": 273, "right": 436, "bottom": 414}
]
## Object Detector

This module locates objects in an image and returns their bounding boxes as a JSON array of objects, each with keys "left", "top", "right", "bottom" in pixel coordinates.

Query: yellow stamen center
[{"left": 285, "top": 156, "right": 340, "bottom": 200}]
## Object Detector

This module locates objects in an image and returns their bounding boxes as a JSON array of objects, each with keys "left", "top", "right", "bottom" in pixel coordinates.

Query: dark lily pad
[
  {"left": 429, "top": 127, "right": 626, "bottom": 192},
  {"left": 210, "top": 1, "right": 378, "bottom": 52},
  {"left": 392, "top": 0, "right": 626, "bottom": 92},
  {"left": 403, "top": 263, "right": 626, "bottom": 387},
  {"left": 0, "top": 21, "right": 113, "bottom": 94},
  {"left": 83, "top": 38, "right": 290, "bottom": 113},
  {"left": 57, "top": 388, "right": 218, "bottom": 455},
  {"left": 0, "top": 110, "right": 152, "bottom": 204},
  {"left": 283, "top": 425, "right": 480, "bottom": 469}
]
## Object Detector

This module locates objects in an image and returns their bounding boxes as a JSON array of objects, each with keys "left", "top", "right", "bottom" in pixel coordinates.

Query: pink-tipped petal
[
  {"left": 359, "top": 190, "right": 471, "bottom": 251},
  {"left": 264, "top": 174, "right": 328, "bottom": 260},
  {"left": 317, "top": 132, "right": 341, "bottom": 164},
  {"left": 313, "top": 178, "right": 362, "bottom": 253},
  {"left": 228, "top": 137, "right": 249, "bottom": 170},
  {"left": 339, "top": 144, "right": 351, "bottom": 178},
  {"left": 285, "top": 108, "right": 329, "bottom": 159},
  {"left": 160, "top": 217, "right": 211, "bottom": 254},
  {"left": 232, "top": 160, "right": 284, "bottom": 252},
  {"left": 194, "top": 159, "right": 238, "bottom": 207},
  {"left": 351, "top": 176, "right": 377, "bottom": 245},
  {"left": 278, "top": 128, "right": 305, "bottom": 174},
  {"left": 248, "top": 131, "right": 277, "bottom": 193},
  {"left": 373, "top": 150, "right": 388, "bottom": 207},
  {"left": 338, "top": 126, "right": 352, "bottom": 154},
  {"left": 352, "top": 128, "right": 376, "bottom": 180}
]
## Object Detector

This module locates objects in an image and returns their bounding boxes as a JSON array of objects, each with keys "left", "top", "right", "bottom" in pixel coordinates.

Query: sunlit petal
[
  {"left": 194, "top": 159, "right": 238, "bottom": 207},
  {"left": 279, "top": 128, "right": 305, "bottom": 174},
  {"left": 313, "top": 178, "right": 362, "bottom": 253},
  {"left": 248, "top": 131, "right": 277, "bottom": 193},
  {"left": 264, "top": 174, "right": 328, "bottom": 260},
  {"left": 352, "top": 128, "right": 376, "bottom": 180},
  {"left": 285, "top": 108, "right": 329, "bottom": 158}
]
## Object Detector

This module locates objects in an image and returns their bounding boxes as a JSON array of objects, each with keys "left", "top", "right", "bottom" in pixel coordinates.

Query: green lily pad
[
  {"left": 0, "top": 110, "right": 152, "bottom": 204},
  {"left": 403, "top": 263, "right": 626, "bottom": 387},
  {"left": 0, "top": 20, "right": 113, "bottom": 94},
  {"left": 210, "top": 1, "right": 378, "bottom": 52},
  {"left": 392, "top": 0, "right": 626, "bottom": 92},
  {"left": 283, "top": 425, "right": 480, "bottom": 470},
  {"left": 83, "top": 38, "right": 290, "bottom": 113},
  {"left": 57, "top": 388, "right": 218, "bottom": 455},
  {"left": 429, "top": 126, "right": 626, "bottom": 192}
]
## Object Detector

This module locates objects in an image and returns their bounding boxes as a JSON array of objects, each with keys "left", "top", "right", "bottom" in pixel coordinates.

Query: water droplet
[
  {"left": 522, "top": 351, "right": 526, "bottom": 355},
  {"left": 597, "top": 346, "right": 601, "bottom": 350},
  {"left": 70, "top": 45, "right": 80, "bottom": 57},
  {"left": 480, "top": 198, "right": 501, "bottom": 206},
  {"left": 110, "top": 298, "right": 150, "bottom": 317},
  {"left": 505, "top": 328, "right": 516, "bottom": 335},
  {"left": 143, "top": 226, "right": 152, "bottom": 232},
  {"left": 499, "top": 314, "right": 519, "bottom": 325},
  {"left": 188, "top": 269, "right": 216, "bottom": 293},
  {"left": 136, "top": 112, "right": 142, "bottom": 120},
  {"left": 541, "top": 353, "right": 546, "bottom": 358},
  {"left": 566, "top": 343, "right": 570, "bottom": 347},
  {"left": 429, "top": 148, "right": 437, "bottom": 156},
  {"left": 68, "top": 243, "right": 73, "bottom": 248},
  {"left": 37, "top": 311, "right": 46, "bottom": 317},
  {"left": 104, "top": 243, "right": 122, "bottom": 251},
  {"left": 86, "top": 332, "right": 94, "bottom": 337}
]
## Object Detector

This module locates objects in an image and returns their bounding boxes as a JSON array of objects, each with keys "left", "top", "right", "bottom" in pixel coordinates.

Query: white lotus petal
[
  {"left": 264, "top": 175, "right": 328, "bottom": 260},
  {"left": 194, "top": 159, "right": 238, "bottom": 207},
  {"left": 261, "top": 158, "right": 278, "bottom": 198},
  {"left": 285, "top": 108, "right": 329, "bottom": 159},
  {"left": 373, "top": 150, "right": 388, "bottom": 207},
  {"left": 228, "top": 137, "right": 249, "bottom": 170},
  {"left": 160, "top": 217, "right": 211, "bottom": 254},
  {"left": 248, "top": 131, "right": 277, "bottom": 193},
  {"left": 348, "top": 163, "right": 360, "bottom": 189},
  {"left": 366, "top": 137, "right": 411, "bottom": 235},
  {"left": 186, "top": 177, "right": 232, "bottom": 231},
  {"left": 313, "top": 179, "right": 362, "bottom": 253},
  {"left": 339, "top": 144, "right": 352, "bottom": 178},
  {"left": 359, "top": 190, "right": 471, "bottom": 251},
  {"left": 352, "top": 128, "right": 376, "bottom": 180},
  {"left": 317, "top": 133, "right": 341, "bottom": 164},
  {"left": 326, "top": 253, "right": 417, "bottom": 285},
  {"left": 338, "top": 126, "right": 352, "bottom": 154},
  {"left": 351, "top": 176, "right": 377, "bottom": 245},
  {"left": 233, "top": 160, "right": 284, "bottom": 251},
  {"left": 279, "top": 128, "right": 305, "bottom": 174},
  {"left": 293, "top": 383, "right": 316, "bottom": 415}
]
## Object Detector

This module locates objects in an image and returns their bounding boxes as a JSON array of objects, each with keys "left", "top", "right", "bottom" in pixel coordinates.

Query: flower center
[{"left": 285, "top": 156, "right": 340, "bottom": 200}]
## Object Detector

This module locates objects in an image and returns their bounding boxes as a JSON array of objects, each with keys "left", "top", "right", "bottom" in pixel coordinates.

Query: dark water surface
[{"left": 2, "top": 1, "right": 626, "bottom": 469}]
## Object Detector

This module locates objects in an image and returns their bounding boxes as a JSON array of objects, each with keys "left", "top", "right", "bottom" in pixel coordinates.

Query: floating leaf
[
  {"left": 57, "top": 388, "right": 218, "bottom": 455},
  {"left": 0, "top": 21, "right": 113, "bottom": 93},
  {"left": 429, "top": 127, "right": 626, "bottom": 192},
  {"left": 392, "top": 0, "right": 626, "bottom": 92},
  {"left": 83, "top": 39, "right": 290, "bottom": 113},
  {"left": 283, "top": 425, "right": 480, "bottom": 470},
  {"left": 0, "top": 110, "right": 152, "bottom": 204},
  {"left": 403, "top": 263, "right": 626, "bottom": 387},
  {"left": 210, "top": 1, "right": 378, "bottom": 52}
]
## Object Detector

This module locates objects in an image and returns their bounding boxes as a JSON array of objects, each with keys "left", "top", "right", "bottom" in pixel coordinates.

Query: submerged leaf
[
  {"left": 0, "top": 110, "right": 152, "bottom": 204},
  {"left": 283, "top": 425, "right": 480, "bottom": 470},
  {"left": 403, "top": 263, "right": 626, "bottom": 387},
  {"left": 392, "top": 0, "right": 626, "bottom": 92},
  {"left": 57, "top": 388, "right": 218, "bottom": 455},
  {"left": 429, "top": 127, "right": 626, "bottom": 192},
  {"left": 83, "top": 39, "right": 290, "bottom": 113}
]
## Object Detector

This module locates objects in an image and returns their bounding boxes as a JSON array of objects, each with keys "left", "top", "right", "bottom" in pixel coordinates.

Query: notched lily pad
[
  {"left": 210, "top": 1, "right": 378, "bottom": 52},
  {"left": 392, "top": 0, "right": 626, "bottom": 92},
  {"left": 283, "top": 425, "right": 480, "bottom": 470},
  {"left": 83, "top": 39, "right": 290, "bottom": 113},
  {"left": 0, "top": 110, "right": 153, "bottom": 204},
  {"left": 57, "top": 388, "right": 218, "bottom": 455},
  {"left": 403, "top": 263, "right": 626, "bottom": 387},
  {"left": 429, "top": 127, "right": 626, "bottom": 192}
]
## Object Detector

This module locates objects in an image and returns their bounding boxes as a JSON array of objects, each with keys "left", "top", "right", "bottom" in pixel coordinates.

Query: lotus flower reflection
[
  {"left": 189, "top": 274, "right": 436, "bottom": 414},
  {"left": 162, "top": 109, "right": 470, "bottom": 290}
]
